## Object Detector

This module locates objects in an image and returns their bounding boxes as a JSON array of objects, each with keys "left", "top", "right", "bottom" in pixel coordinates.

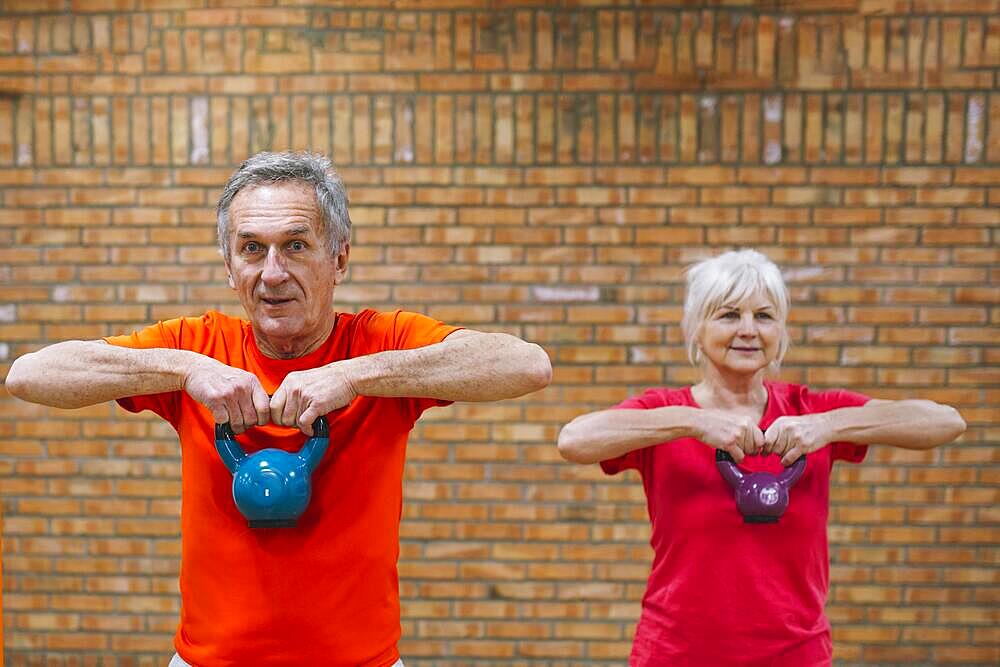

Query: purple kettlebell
[{"left": 716, "top": 450, "right": 806, "bottom": 523}]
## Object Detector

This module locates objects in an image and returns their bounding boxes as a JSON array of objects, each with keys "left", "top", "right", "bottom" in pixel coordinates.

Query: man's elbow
[
  {"left": 5, "top": 354, "right": 34, "bottom": 401},
  {"left": 524, "top": 343, "right": 553, "bottom": 393},
  {"left": 941, "top": 404, "right": 967, "bottom": 443}
]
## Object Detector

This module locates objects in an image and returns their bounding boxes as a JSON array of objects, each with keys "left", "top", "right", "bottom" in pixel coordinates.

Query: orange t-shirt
[{"left": 105, "top": 309, "right": 459, "bottom": 666}]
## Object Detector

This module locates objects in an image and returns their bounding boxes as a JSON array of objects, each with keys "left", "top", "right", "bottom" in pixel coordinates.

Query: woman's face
[{"left": 697, "top": 291, "right": 784, "bottom": 377}]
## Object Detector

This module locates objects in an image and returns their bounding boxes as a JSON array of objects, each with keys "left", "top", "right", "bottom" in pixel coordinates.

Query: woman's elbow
[{"left": 557, "top": 423, "right": 596, "bottom": 464}]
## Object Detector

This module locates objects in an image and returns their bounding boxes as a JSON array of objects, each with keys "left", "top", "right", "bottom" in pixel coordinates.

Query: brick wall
[{"left": 0, "top": 0, "right": 997, "bottom": 664}]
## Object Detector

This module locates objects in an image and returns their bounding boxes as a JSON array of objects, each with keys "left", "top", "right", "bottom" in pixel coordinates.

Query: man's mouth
[{"left": 261, "top": 297, "right": 295, "bottom": 306}]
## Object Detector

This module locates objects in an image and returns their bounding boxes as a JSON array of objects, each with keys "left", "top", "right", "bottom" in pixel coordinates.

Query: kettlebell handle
[
  {"left": 715, "top": 449, "right": 807, "bottom": 487},
  {"left": 214, "top": 416, "right": 329, "bottom": 474},
  {"left": 215, "top": 416, "right": 329, "bottom": 441}
]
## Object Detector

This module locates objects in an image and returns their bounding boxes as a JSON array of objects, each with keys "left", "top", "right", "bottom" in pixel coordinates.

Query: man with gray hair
[{"left": 7, "top": 151, "right": 553, "bottom": 666}]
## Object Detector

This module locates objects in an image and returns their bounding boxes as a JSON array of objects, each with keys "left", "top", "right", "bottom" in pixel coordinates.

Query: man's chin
[{"left": 253, "top": 316, "right": 302, "bottom": 338}]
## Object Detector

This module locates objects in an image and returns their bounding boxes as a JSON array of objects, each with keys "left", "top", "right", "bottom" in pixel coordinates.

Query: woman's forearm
[
  {"left": 557, "top": 406, "right": 701, "bottom": 464},
  {"left": 6, "top": 340, "right": 198, "bottom": 409},
  {"left": 823, "top": 399, "right": 966, "bottom": 450}
]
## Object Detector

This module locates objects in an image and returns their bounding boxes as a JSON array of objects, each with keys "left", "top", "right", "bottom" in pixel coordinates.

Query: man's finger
[
  {"left": 252, "top": 383, "right": 271, "bottom": 427},
  {"left": 269, "top": 389, "right": 287, "bottom": 426},
  {"left": 211, "top": 404, "right": 230, "bottom": 427},
  {"left": 297, "top": 404, "right": 317, "bottom": 436},
  {"left": 280, "top": 392, "right": 300, "bottom": 429},
  {"left": 228, "top": 399, "right": 249, "bottom": 434},
  {"left": 752, "top": 427, "right": 765, "bottom": 454}
]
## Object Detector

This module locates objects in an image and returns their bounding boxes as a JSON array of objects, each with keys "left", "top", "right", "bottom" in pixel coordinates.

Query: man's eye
[
  {"left": 288, "top": 240, "right": 306, "bottom": 251},
  {"left": 243, "top": 242, "right": 262, "bottom": 253}
]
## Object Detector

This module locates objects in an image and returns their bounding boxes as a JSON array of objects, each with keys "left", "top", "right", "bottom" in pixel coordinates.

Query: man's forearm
[
  {"left": 823, "top": 400, "right": 966, "bottom": 450},
  {"left": 6, "top": 340, "right": 195, "bottom": 409},
  {"left": 344, "top": 331, "right": 552, "bottom": 402}
]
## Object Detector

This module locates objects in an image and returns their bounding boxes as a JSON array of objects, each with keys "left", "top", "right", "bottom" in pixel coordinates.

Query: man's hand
[
  {"left": 182, "top": 358, "right": 271, "bottom": 434},
  {"left": 695, "top": 410, "right": 765, "bottom": 463},
  {"left": 764, "top": 414, "right": 833, "bottom": 465},
  {"left": 270, "top": 361, "right": 359, "bottom": 435}
]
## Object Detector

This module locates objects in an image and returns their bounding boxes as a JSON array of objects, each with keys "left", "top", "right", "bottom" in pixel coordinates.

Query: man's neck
[{"left": 254, "top": 318, "right": 337, "bottom": 360}]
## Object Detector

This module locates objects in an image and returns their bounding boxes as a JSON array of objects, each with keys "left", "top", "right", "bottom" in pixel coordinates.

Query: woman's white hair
[{"left": 681, "top": 249, "right": 790, "bottom": 372}]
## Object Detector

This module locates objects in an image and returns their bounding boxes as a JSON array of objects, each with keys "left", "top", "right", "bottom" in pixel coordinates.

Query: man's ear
[
  {"left": 333, "top": 242, "right": 350, "bottom": 285},
  {"left": 225, "top": 261, "right": 235, "bottom": 289}
]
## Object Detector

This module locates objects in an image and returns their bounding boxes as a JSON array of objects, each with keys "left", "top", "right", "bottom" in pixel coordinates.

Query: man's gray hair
[{"left": 216, "top": 151, "right": 351, "bottom": 259}]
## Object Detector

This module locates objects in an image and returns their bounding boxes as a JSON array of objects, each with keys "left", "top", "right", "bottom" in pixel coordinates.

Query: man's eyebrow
[{"left": 236, "top": 225, "right": 311, "bottom": 239}]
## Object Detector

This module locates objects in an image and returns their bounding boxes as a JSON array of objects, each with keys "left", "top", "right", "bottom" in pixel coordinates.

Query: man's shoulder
[{"left": 163, "top": 310, "right": 248, "bottom": 350}]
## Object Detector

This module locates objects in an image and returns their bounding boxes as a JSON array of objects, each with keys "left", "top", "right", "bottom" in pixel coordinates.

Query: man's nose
[{"left": 260, "top": 247, "right": 288, "bottom": 284}]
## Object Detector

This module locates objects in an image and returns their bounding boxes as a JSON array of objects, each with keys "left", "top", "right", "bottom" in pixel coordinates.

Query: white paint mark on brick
[
  {"left": 782, "top": 267, "right": 824, "bottom": 282},
  {"left": 629, "top": 347, "right": 651, "bottom": 364},
  {"left": 699, "top": 95, "right": 717, "bottom": 113},
  {"left": 190, "top": 97, "right": 209, "bottom": 165},
  {"left": 964, "top": 97, "right": 983, "bottom": 164},
  {"left": 16, "top": 143, "right": 31, "bottom": 165},
  {"left": 396, "top": 101, "right": 415, "bottom": 163},
  {"left": 764, "top": 95, "right": 782, "bottom": 123},
  {"left": 17, "top": 40, "right": 30, "bottom": 53},
  {"left": 780, "top": 17, "right": 794, "bottom": 30},
  {"left": 0, "top": 343, "right": 8, "bottom": 360},
  {"left": 532, "top": 286, "right": 600, "bottom": 303},
  {"left": 764, "top": 141, "right": 782, "bottom": 165},
  {"left": 0, "top": 304, "right": 15, "bottom": 322},
  {"left": 53, "top": 286, "right": 70, "bottom": 302}
]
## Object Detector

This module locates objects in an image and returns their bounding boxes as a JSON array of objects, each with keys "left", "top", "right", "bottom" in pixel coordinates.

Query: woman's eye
[
  {"left": 721, "top": 311, "right": 739, "bottom": 319},
  {"left": 756, "top": 312, "right": 773, "bottom": 320}
]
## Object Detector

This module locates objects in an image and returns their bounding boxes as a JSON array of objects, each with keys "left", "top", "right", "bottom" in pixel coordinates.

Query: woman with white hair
[{"left": 557, "top": 249, "right": 966, "bottom": 667}]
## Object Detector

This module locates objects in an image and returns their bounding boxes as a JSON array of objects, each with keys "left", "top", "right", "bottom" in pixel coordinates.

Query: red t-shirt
[
  {"left": 105, "top": 309, "right": 459, "bottom": 667},
  {"left": 601, "top": 381, "right": 870, "bottom": 667}
]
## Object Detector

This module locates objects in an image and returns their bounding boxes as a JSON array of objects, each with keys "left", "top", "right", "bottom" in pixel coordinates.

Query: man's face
[{"left": 225, "top": 181, "right": 349, "bottom": 358}]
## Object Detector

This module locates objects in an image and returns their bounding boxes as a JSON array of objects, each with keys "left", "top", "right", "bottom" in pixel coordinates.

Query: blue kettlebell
[{"left": 214, "top": 416, "right": 330, "bottom": 529}]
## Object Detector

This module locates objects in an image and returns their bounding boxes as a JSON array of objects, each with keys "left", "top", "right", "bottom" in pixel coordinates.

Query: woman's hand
[
  {"left": 695, "top": 410, "right": 765, "bottom": 463},
  {"left": 764, "top": 415, "right": 834, "bottom": 465}
]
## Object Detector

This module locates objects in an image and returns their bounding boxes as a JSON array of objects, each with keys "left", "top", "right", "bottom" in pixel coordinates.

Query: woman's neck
[{"left": 692, "top": 367, "right": 768, "bottom": 411}]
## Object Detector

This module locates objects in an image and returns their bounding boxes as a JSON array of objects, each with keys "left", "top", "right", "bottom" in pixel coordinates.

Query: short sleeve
[
  {"left": 599, "top": 391, "right": 666, "bottom": 476},
  {"left": 388, "top": 310, "right": 462, "bottom": 352},
  {"left": 103, "top": 319, "right": 187, "bottom": 423},
  {"left": 802, "top": 387, "right": 871, "bottom": 464},
  {"left": 359, "top": 310, "right": 463, "bottom": 417}
]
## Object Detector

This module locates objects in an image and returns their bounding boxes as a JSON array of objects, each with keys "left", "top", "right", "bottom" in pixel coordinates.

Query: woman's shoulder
[
  {"left": 619, "top": 386, "right": 695, "bottom": 410},
  {"left": 765, "top": 380, "right": 870, "bottom": 413}
]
